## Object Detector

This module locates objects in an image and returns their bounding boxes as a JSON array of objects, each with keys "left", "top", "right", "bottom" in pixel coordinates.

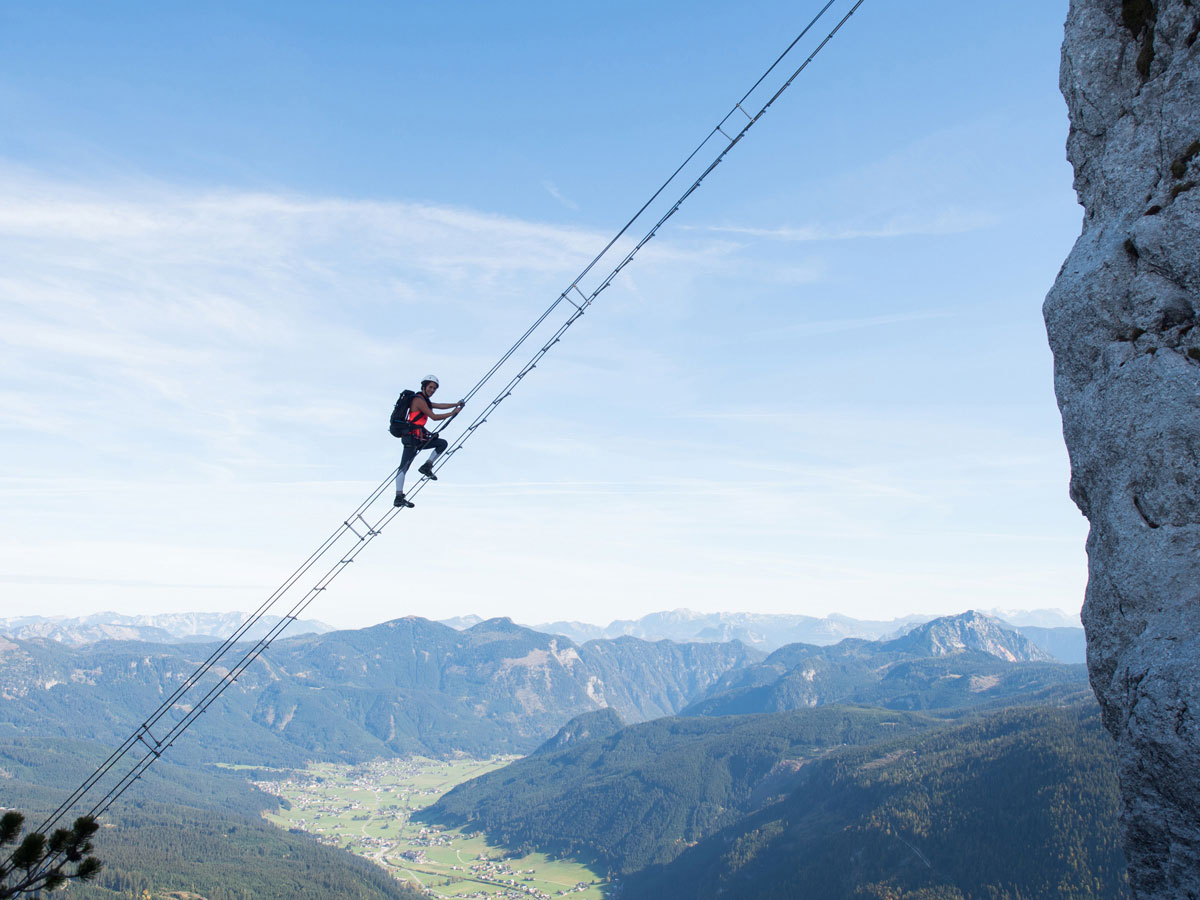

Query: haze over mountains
[
  {"left": 457, "top": 606, "right": 1086, "bottom": 662},
  {"left": 0, "top": 611, "right": 332, "bottom": 646},
  {"left": 1, "top": 606, "right": 1086, "bottom": 661}
]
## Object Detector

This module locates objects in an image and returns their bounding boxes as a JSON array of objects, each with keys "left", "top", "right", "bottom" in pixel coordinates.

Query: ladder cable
[{"left": 455, "top": 0, "right": 846, "bottom": 411}]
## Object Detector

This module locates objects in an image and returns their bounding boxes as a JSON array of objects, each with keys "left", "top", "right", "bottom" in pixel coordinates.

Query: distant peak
[
  {"left": 468, "top": 617, "right": 539, "bottom": 638},
  {"left": 888, "top": 611, "right": 1054, "bottom": 662}
]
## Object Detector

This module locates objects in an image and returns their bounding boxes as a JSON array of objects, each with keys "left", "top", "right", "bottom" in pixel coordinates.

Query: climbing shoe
[
  {"left": 393, "top": 492, "right": 415, "bottom": 508},
  {"left": 418, "top": 461, "right": 438, "bottom": 480}
]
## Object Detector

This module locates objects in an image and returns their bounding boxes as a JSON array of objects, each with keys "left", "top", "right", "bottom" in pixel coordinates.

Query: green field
[{"left": 255, "top": 757, "right": 610, "bottom": 899}]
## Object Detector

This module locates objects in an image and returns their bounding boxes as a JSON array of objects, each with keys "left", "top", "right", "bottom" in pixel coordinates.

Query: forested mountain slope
[
  {"left": 623, "top": 704, "right": 1128, "bottom": 900},
  {"left": 421, "top": 706, "right": 945, "bottom": 874},
  {"left": 425, "top": 702, "right": 1126, "bottom": 899}
]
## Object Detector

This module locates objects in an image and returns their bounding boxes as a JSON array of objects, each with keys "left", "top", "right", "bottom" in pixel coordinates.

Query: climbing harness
[{"left": 15, "top": 0, "right": 866, "bottom": 876}]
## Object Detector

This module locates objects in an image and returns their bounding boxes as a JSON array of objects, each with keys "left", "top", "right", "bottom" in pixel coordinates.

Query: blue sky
[{"left": 0, "top": 0, "right": 1086, "bottom": 628}]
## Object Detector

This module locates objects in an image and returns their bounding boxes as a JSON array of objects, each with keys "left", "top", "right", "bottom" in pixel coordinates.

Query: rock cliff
[{"left": 1044, "top": 2, "right": 1200, "bottom": 897}]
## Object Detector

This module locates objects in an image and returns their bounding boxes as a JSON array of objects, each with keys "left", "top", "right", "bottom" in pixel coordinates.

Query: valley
[{"left": 254, "top": 757, "right": 609, "bottom": 900}]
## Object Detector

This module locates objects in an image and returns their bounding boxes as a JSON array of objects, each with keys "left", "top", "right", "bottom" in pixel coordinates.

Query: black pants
[{"left": 399, "top": 432, "right": 448, "bottom": 473}]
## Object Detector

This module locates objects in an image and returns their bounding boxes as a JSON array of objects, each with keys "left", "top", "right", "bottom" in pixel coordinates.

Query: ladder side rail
[{"left": 78, "top": 507, "right": 398, "bottom": 825}]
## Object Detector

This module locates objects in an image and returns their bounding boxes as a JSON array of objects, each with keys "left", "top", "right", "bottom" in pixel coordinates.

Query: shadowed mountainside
[
  {"left": 423, "top": 702, "right": 1127, "bottom": 899},
  {"left": 422, "top": 705, "right": 943, "bottom": 875},
  {"left": 623, "top": 704, "right": 1128, "bottom": 900}
]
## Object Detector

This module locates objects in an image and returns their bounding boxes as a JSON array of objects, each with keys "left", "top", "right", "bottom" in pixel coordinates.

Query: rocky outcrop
[
  {"left": 537, "top": 708, "right": 625, "bottom": 752},
  {"left": 1044, "top": 2, "right": 1200, "bottom": 897}
]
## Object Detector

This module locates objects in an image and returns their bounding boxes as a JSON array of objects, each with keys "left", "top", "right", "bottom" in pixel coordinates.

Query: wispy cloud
[
  {"left": 541, "top": 179, "right": 579, "bottom": 210},
  {"left": 0, "top": 165, "right": 755, "bottom": 482}
]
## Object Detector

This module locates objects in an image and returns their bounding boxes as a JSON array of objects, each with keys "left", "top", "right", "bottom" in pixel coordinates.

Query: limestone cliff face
[{"left": 1044, "top": 2, "right": 1200, "bottom": 897}]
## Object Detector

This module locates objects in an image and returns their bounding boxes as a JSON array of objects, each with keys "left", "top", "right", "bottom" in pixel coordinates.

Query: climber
[{"left": 391, "top": 375, "right": 464, "bottom": 508}]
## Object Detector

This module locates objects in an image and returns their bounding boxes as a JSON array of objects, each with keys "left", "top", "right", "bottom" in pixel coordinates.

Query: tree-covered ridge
[
  {"left": 0, "top": 737, "right": 421, "bottom": 900},
  {"left": 623, "top": 703, "right": 1128, "bottom": 900},
  {"left": 421, "top": 706, "right": 944, "bottom": 874},
  {"left": 62, "top": 802, "right": 421, "bottom": 900}
]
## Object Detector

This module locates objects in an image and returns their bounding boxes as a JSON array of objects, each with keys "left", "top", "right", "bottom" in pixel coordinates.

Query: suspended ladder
[{"left": 19, "top": 0, "right": 866, "bottom": 872}]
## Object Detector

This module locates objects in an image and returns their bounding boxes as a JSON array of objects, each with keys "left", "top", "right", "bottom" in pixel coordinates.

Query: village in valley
[{"left": 251, "top": 757, "right": 608, "bottom": 900}]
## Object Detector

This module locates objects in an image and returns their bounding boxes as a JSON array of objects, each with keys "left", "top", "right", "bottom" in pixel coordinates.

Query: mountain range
[
  {"left": 0, "top": 610, "right": 332, "bottom": 646},
  {"left": 0, "top": 616, "right": 758, "bottom": 761},
  {"left": 0, "top": 606, "right": 1086, "bottom": 662},
  {"left": 0, "top": 611, "right": 1086, "bottom": 764},
  {"left": 684, "top": 610, "right": 1089, "bottom": 716}
]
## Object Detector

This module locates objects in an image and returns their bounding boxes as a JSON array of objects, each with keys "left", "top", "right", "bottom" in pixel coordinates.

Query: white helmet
[{"left": 421, "top": 374, "right": 440, "bottom": 387}]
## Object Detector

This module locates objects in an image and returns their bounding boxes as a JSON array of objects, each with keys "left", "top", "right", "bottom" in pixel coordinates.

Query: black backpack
[{"left": 388, "top": 389, "right": 418, "bottom": 438}]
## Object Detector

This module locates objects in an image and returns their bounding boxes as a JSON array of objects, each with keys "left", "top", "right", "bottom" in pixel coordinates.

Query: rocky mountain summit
[
  {"left": 886, "top": 610, "right": 1055, "bottom": 661},
  {"left": 1044, "top": 1, "right": 1200, "bottom": 897}
]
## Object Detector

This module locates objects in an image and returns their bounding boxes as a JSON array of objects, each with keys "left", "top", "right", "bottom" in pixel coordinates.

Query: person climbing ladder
[{"left": 390, "top": 375, "right": 464, "bottom": 507}]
